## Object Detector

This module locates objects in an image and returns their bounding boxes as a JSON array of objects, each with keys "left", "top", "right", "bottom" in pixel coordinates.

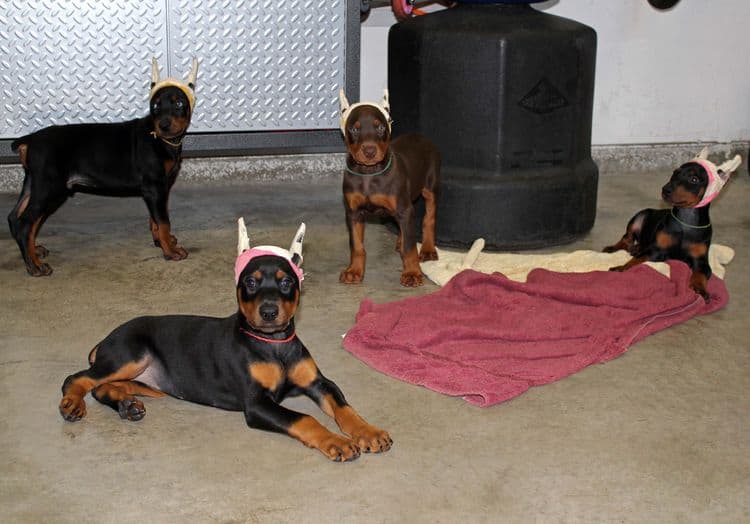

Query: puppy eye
[
  {"left": 175, "top": 100, "right": 184, "bottom": 109},
  {"left": 348, "top": 126, "right": 360, "bottom": 138},
  {"left": 279, "top": 277, "right": 294, "bottom": 293},
  {"left": 377, "top": 124, "right": 386, "bottom": 136},
  {"left": 243, "top": 277, "right": 258, "bottom": 292},
  {"left": 152, "top": 104, "right": 161, "bottom": 114},
  {"left": 689, "top": 176, "right": 700, "bottom": 184}
]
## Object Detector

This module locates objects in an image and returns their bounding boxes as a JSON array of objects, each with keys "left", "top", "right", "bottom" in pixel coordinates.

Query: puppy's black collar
[
  {"left": 345, "top": 153, "right": 393, "bottom": 177},
  {"left": 670, "top": 208, "right": 711, "bottom": 229},
  {"left": 150, "top": 131, "right": 184, "bottom": 148}
]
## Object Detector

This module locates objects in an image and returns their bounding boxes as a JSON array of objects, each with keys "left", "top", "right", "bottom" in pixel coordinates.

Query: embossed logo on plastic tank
[{"left": 519, "top": 78, "right": 568, "bottom": 114}]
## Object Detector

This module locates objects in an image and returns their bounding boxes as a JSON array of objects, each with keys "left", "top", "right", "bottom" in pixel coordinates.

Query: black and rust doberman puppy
[
  {"left": 7, "top": 57, "right": 198, "bottom": 276},
  {"left": 58, "top": 221, "right": 392, "bottom": 462},
  {"left": 338, "top": 89, "right": 441, "bottom": 287},
  {"left": 603, "top": 150, "right": 741, "bottom": 302}
]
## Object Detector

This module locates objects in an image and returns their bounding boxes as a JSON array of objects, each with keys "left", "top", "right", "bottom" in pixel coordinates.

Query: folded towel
[
  {"left": 419, "top": 240, "right": 734, "bottom": 286},
  {"left": 343, "top": 262, "right": 728, "bottom": 407}
]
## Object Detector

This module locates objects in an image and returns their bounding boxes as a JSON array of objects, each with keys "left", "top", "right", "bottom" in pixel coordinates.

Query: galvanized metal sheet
[
  {"left": 168, "top": 0, "right": 346, "bottom": 132},
  {"left": 0, "top": 0, "right": 168, "bottom": 139},
  {"left": 0, "top": 0, "right": 347, "bottom": 138}
]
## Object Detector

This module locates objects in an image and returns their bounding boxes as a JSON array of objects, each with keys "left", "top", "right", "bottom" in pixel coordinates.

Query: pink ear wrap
[
  {"left": 234, "top": 248, "right": 304, "bottom": 286},
  {"left": 691, "top": 159, "right": 723, "bottom": 208}
]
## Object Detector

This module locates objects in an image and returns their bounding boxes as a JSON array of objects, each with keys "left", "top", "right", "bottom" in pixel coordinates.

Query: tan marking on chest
[
  {"left": 687, "top": 243, "right": 708, "bottom": 258},
  {"left": 368, "top": 193, "right": 398, "bottom": 213},
  {"left": 656, "top": 231, "right": 675, "bottom": 249},
  {"left": 345, "top": 192, "right": 367, "bottom": 210},
  {"left": 248, "top": 362, "right": 283, "bottom": 391},
  {"left": 288, "top": 358, "right": 318, "bottom": 388}
]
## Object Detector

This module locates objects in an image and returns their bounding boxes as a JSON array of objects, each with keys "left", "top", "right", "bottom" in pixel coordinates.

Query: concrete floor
[{"left": 0, "top": 167, "right": 748, "bottom": 523}]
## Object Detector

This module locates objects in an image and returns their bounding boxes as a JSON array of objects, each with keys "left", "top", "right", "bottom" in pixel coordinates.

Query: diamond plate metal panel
[
  {"left": 0, "top": 0, "right": 168, "bottom": 139},
  {"left": 168, "top": 0, "right": 347, "bottom": 132}
]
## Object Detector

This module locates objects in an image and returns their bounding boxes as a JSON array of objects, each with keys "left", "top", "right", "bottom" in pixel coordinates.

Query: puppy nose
[
  {"left": 662, "top": 184, "right": 673, "bottom": 198},
  {"left": 259, "top": 303, "right": 279, "bottom": 321},
  {"left": 159, "top": 118, "right": 172, "bottom": 131},
  {"left": 362, "top": 145, "right": 377, "bottom": 158}
]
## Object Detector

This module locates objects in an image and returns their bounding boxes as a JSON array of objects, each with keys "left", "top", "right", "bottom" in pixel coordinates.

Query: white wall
[{"left": 361, "top": 0, "right": 750, "bottom": 145}]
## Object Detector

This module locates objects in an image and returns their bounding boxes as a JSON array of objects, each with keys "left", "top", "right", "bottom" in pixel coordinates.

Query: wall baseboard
[
  {"left": 593, "top": 141, "right": 748, "bottom": 176},
  {"left": 1, "top": 142, "right": 747, "bottom": 194}
]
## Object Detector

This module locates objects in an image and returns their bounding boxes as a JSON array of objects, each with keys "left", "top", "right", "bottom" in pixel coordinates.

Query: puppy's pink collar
[
  {"left": 234, "top": 247, "right": 304, "bottom": 285},
  {"left": 239, "top": 327, "right": 297, "bottom": 344}
]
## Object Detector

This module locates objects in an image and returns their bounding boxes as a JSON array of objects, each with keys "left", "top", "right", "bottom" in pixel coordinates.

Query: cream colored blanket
[{"left": 419, "top": 240, "right": 734, "bottom": 286}]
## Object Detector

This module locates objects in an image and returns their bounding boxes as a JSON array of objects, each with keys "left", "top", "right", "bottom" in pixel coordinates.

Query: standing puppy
[
  {"left": 339, "top": 89, "right": 441, "bottom": 287},
  {"left": 7, "top": 57, "right": 198, "bottom": 276},
  {"left": 603, "top": 149, "right": 741, "bottom": 302}
]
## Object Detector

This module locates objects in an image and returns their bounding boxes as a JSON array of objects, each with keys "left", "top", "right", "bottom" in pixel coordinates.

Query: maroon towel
[{"left": 343, "top": 263, "right": 728, "bottom": 407}]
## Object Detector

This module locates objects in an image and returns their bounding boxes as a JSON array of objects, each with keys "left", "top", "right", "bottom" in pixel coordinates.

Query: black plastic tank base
[{"left": 389, "top": 2, "right": 599, "bottom": 250}]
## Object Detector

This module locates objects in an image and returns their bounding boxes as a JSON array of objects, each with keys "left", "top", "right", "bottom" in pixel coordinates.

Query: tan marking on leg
[
  {"left": 59, "top": 358, "right": 152, "bottom": 421},
  {"left": 149, "top": 218, "right": 160, "bottom": 243},
  {"left": 340, "top": 220, "right": 366, "bottom": 283},
  {"left": 320, "top": 394, "right": 393, "bottom": 453},
  {"left": 27, "top": 216, "right": 47, "bottom": 272},
  {"left": 419, "top": 188, "right": 438, "bottom": 261},
  {"left": 288, "top": 415, "right": 360, "bottom": 461},
  {"left": 603, "top": 236, "right": 631, "bottom": 253},
  {"left": 689, "top": 271, "right": 710, "bottom": 302},
  {"left": 248, "top": 362, "right": 283, "bottom": 391},
  {"left": 16, "top": 194, "right": 30, "bottom": 219},
  {"left": 400, "top": 246, "right": 423, "bottom": 287},
  {"left": 109, "top": 381, "right": 166, "bottom": 397},
  {"left": 157, "top": 223, "right": 187, "bottom": 260},
  {"left": 288, "top": 358, "right": 318, "bottom": 388},
  {"left": 610, "top": 255, "right": 649, "bottom": 272},
  {"left": 93, "top": 381, "right": 165, "bottom": 402}
]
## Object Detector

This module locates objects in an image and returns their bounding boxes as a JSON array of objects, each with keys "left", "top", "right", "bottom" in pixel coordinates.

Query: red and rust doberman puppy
[
  {"left": 58, "top": 221, "right": 392, "bottom": 462},
  {"left": 338, "top": 89, "right": 441, "bottom": 287},
  {"left": 7, "top": 58, "right": 198, "bottom": 276},
  {"left": 603, "top": 149, "right": 741, "bottom": 302}
]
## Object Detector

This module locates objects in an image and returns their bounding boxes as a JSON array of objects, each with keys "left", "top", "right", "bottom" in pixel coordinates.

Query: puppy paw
[
  {"left": 689, "top": 284, "right": 710, "bottom": 303},
  {"left": 400, "top": 271, "right": 424, "bottom": 287},
  {"left": 350, "top": 425, "right": 393, "bottom": 454},
  {"left": 340, "top": 268, "right": 364, "bottom": 284},
  {"left": 162, "top": 246, "right": 188, "bottom": 261},
  {"left": 118, "top": 399, "right": 146, "bottom": 421},
  {"left": 153, "top": 235, "right": 178, "bottom": 247},
  {"left": 602, "top": 245, "right": 618, "bottom": 253},
  {"left": 27, "top": 262, "right": 53, "bottom": 277},
  {"left": 59, "top": 396, "right": 86, "bottom": 421},
  {"left": 419, "top": 250, "right": 438, "bottom": 262},
  {"left": 318, "top": 434, "right": 361, "bottom": 462},
  {"left": 608, "top": 265, "right": 626, "bottom": 272}
]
